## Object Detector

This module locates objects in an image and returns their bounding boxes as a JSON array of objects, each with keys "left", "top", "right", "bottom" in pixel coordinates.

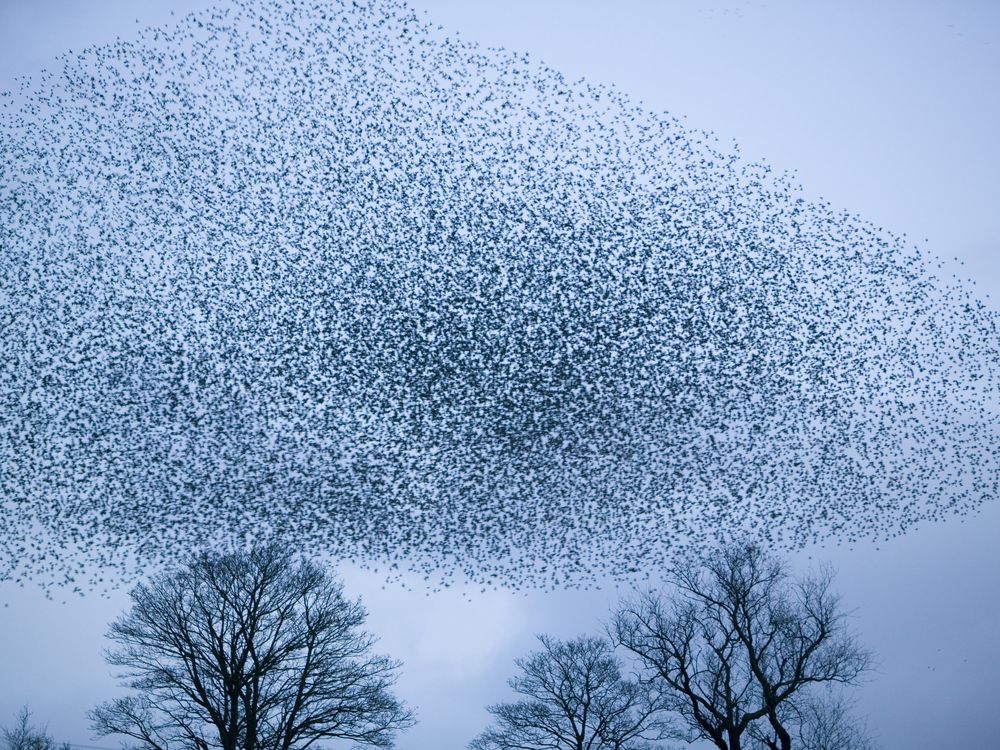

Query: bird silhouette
[{"left": 1, "top": 0, "right": 998, "bottom": 595}]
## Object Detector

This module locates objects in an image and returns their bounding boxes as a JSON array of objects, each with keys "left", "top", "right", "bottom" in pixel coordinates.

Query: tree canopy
[
  {"left": 610, "top": 544, "right": 873, "bottom": 750},
  {"left": 90, "top": 545, "right": 414, "bottom": 750},
  {"left": 470, "top": 634, "right": 673, "bottom": 750}
]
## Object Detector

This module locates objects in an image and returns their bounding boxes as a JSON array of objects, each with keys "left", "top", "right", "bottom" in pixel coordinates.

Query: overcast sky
[{"left": 1, "top": 2, "right": 998, "bottom": 749}]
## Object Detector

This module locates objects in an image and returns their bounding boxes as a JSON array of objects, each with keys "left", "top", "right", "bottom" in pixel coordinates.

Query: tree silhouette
[
  {"left": 611, "top": 544, "right": 871, "bottom": 750},
  {"left": 1, "top": 708, "right": 67, "bottom": 750},
  {"left": 470, "top": 634, "right": 673, "bottom": 750},
  {"left": 90, "top": 545, "right": 414, "bottom": 750},
  {"left": 747, "top": 690, "right": 880, "bottom": 750}
]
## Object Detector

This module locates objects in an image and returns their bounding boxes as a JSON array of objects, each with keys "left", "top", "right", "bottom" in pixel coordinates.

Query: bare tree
[
  {"left": 469, "top": 634, "right": 674, "bottom": 750},
  {"left": 89, "top": 544, "right": 414, "bottom": 750},
  {"left": 747, "top": 690, "right": 880, "bottom": 750},
  {"left": 1, "top": 708, "right": 61, "bottom": 750},
  {"left": 610, "top": 544, "right": 871, "bottom": 750}
]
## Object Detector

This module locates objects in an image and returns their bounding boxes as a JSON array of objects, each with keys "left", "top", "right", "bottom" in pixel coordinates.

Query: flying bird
[{"left": 1, "top": 0, "right": 998, "bottom": 594}]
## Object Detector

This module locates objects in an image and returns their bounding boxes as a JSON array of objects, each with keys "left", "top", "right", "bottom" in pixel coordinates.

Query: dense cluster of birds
[{"left": 2, "top": 0, "right": 998, "bottom": 593}]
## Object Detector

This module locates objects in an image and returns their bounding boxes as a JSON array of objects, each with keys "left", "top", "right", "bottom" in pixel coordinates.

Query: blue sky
[{"left": 1, "top": 2, "right": 998, "bottom": 749}]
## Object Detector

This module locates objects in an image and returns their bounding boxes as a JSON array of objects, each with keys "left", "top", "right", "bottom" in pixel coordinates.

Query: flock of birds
[{"left": 1, "top": 0, "right": 998, "bottom": 593}]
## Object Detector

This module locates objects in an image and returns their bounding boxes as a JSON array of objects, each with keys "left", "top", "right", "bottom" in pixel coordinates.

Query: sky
[{"left": 1, "top": 1, "right": 998, "bottom": 749}]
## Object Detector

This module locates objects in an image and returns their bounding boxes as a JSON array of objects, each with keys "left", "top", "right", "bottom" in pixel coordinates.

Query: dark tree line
[{"left": 18, "top": 541, "right": 874, "bottom": 750}]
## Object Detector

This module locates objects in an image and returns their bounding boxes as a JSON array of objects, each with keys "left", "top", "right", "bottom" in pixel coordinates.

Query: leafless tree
[
  {"left": 469, "top": 634, "right": 675, "bottom": 750},
  {"left": 89, "top": 544, "right": 414, "bottom": 750},
  {"left": 610, "top": 544, "right": 871, "bottom": 750},
  {"left": 746, "top": 690, "right": 880, "bottom": 750},
  {"left": 1, "top": 708, "right": 62, "bottom": 750}
]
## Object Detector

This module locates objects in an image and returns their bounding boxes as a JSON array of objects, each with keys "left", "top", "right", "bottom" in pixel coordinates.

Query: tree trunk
[{"left": 766, "top": 709, "right": 792, "bottom": 750}]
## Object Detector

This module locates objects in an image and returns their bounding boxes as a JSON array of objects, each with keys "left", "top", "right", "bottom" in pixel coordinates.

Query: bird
[{"left": 0, "top": 0, "right": 998, "bottom": 596}]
